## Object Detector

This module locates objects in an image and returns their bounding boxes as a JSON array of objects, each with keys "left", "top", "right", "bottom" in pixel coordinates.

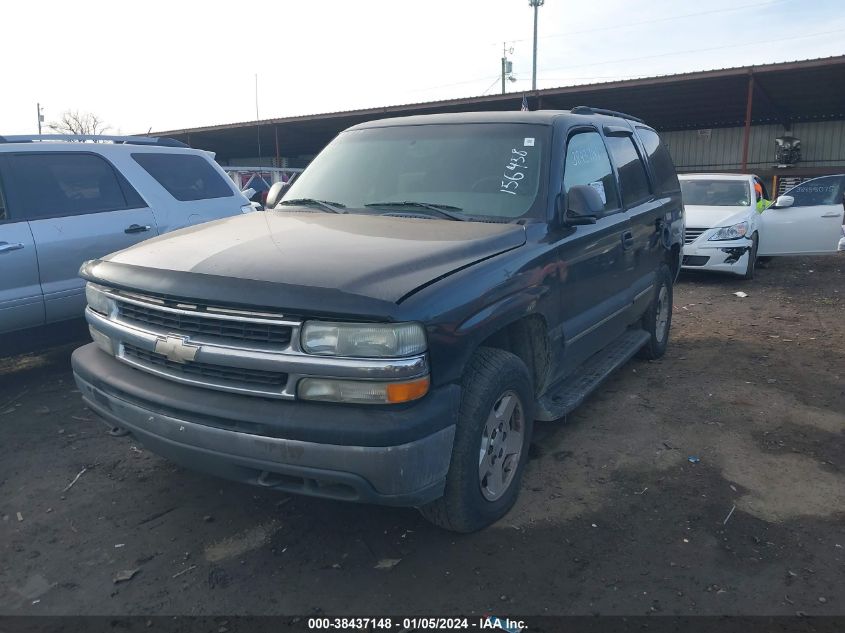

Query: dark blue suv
[{"left": 71, "top": 108, "right": 684, "bottom": 532}]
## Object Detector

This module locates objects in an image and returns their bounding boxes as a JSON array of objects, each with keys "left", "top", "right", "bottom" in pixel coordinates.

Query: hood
[
  {"left": 94, "top": 211, "right": 526, "bottom": 310},
  {"left": 684, "top": 204, "right": 752, "bottom": 229}
]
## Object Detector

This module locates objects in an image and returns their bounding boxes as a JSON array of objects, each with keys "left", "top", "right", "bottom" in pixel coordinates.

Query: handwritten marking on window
[{"left": 500, "top": 149, "right": 530, "bottom": 195}]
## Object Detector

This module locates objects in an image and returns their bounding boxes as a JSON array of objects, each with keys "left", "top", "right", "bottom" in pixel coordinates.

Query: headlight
[
  {"left": 709, "top": 221, "right": 749, "bottom": 241},
  {"left": 301, "top": 321, "right": 427, "bottom": 358},
  {"left": 298, "top": 376, "right": 430, "bottom": 404},
  {"left": 85, "top": 283, "right": 112, "bottom": 315}
]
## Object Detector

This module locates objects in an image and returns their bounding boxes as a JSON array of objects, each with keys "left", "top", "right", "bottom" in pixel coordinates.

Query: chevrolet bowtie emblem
[{"left": 154, "top": 335, "right": 200, "bottom": 364}]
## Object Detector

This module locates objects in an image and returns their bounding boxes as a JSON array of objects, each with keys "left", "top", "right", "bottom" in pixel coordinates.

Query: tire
[
  {"left": 419, "top": 347, "right": 534, "bottom": 533},
  {"left": 742, "top": 233, "right": 758, "bottom": 280},
  {"left": 636, "top": 263, "right": 673, "bottom": 360}
]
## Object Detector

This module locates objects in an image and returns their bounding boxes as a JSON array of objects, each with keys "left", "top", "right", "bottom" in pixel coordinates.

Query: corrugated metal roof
[
  {"left": 154, "top": 55, "right": 845, "bottom": 136},
  {"left": 153, "top": 55, "right": 845, "bottom": 161}
]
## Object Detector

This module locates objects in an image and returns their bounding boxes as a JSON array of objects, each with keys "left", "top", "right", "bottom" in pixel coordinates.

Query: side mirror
[
  {"left": 558, "top": 184, "right": 602, "bottom": 226},
  {"left": 241, "top": 187, "right": 256, "bottom": 200},
  {"left": 265, "top": 182, "right": 286, "bottom": 209},
  {"left": 773, "top": 194, "right": 794, "bottom": 209}
]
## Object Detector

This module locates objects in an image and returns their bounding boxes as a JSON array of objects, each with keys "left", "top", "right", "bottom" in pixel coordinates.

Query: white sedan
[{"left": 680, "top": 173, "right": 844, "bottom": 279}]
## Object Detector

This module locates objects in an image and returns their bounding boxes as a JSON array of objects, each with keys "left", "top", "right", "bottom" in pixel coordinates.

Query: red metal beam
[{"left": 741, "top": 73, "right": 755, "bottom": 171}]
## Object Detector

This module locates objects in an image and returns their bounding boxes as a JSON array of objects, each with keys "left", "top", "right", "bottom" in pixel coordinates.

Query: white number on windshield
[{"left": 500, "top": 149, "right": 530, "bottom": 195}]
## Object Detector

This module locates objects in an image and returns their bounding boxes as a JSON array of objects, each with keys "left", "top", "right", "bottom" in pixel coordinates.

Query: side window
[
  {"left": 563, "top": 131, "right": 619, "bottom": 216},
  {"left": 784, "top": 176, "right": 843, "bottom": 207},
  {"left": 0, "top": 177, "right": 7, "bottom": 221},
  {"left": 605, "top": 135, "right": 651, "bottom": 207},
  {"left": 636, "top": 127, "right": 680, "bottom": 194},
  {"left": 12, "top": 153, "right": 130, "bottom": 220},
  {"left": 132, "top": 153, "right": 234, "bottom": 201}
]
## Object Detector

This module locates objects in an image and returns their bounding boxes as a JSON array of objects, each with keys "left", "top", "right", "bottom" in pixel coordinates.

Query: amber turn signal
[{"left": 386, "top": 376, "right": 430, "bottom": 403}]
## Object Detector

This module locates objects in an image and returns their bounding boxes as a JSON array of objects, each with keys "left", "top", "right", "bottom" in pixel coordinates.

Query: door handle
[
  {"left": 621, "top": 231, "right": 635, "bottom": 250},
  {"left": 820, "top": 212, "right": 841, "bottom": 218},
  {"left": 0, "top": 242, "right": 24, "bottom": 253},
  {"left": 124, "top": 224, "right": 152, "bottom": 234}
]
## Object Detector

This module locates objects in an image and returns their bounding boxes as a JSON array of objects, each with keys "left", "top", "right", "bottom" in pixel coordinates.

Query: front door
[
  {"left": 552, "top": 128, "right": 631, "bottom": 381},
  {"left": 759, "top": 175, "right": 844, "bottom": 256},
  {"left": 6, "top": 151, "right": 159, "bottom": 323}
]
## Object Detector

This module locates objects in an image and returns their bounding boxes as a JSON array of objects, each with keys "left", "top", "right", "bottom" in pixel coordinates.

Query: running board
[{"left": 535, "top": 329, "right": 650, "bottom": 421}]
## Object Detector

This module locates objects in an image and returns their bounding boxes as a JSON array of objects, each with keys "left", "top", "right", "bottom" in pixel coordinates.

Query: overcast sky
[{"left": 2, "top": 0, "right": 844, "bottom": 135}]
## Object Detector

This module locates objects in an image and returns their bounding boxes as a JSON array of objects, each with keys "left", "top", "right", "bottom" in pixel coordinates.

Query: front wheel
[
  {"left": 419, "top": 348, "right": 534, "bottom": 533},
  {"left": 741, "top": 233, "right": 759, "bottom": 280},
  {"left": 637, "top": 263, "right": 673, "bottom": 360}
]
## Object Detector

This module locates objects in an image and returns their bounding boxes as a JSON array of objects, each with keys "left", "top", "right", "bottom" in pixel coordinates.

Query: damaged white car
[{"left": 680, "top": 173, "right": 844, "bottom": 279}]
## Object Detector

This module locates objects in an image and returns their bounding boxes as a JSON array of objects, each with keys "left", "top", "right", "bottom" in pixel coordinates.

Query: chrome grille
[
  {"left": 684, "top": 228, "right": 707, "bottom": 244},
  {"left": 116, "top": 298, "right": 292, "bottom": 345},
  {"left": 122, "top": 343, "right": 288, "bottom": 390}
]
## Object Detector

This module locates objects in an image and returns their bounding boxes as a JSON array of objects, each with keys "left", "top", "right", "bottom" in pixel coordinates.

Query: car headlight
[
  {"left": 85, "top": 282, "right": 112, "bottom": 315},
  {"left": 300, "top": 321, "right": 427, "bottom": 358},
  {"left": 709, "top": 221, "right": 749, "bottom": 241}
]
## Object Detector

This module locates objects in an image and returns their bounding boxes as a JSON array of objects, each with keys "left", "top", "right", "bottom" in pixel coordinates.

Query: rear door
[
  {"left": 633, "top": 126, "right": 682, "bottom": 284},
  {"left": 606, "top": 126, "right": 670, "bottom": 305},
  {"left": 551, "top": 127, "right": 631, "bottom": 379},
  {"left": 6, "top": 151, "right": 159, "bottom": 323},
  {"left": 0, "top": 158, "right": 44, "bottom": 334},
  {"left": 759, "top": 175, "right": 844, "bottom": 255}
]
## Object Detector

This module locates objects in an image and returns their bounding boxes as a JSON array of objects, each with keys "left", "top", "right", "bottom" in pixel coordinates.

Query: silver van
[{"left": 0, "top": 135, "right": 252, "bottom": 336}]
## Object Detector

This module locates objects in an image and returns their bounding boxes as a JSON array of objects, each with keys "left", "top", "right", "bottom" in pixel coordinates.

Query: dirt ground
[{"left": 0, "top": 256, "right": 843, "bottom": 617}]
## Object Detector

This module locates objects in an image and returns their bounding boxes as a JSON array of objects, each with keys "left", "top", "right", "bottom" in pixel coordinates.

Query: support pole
[
  {"left": 501, "top": 45, "right": 507, "bottom": 95},
  {"left": 532, "top": 3, "right": 539, "bottom": 90},
  {"left": 741, "top": 73, "right": 754, "bottom": 171}
]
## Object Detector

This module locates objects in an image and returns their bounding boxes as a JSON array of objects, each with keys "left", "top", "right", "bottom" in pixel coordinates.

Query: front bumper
[
  {"left": 72, "top": 343, "right": 458, "bottom": 506},
  {"left": 682, "top": 237, "right": 753, "bottom": 276}
]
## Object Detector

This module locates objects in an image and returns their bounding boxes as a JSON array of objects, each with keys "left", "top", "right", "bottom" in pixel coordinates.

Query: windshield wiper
[
  {"left": 278, "top": 198, "right": 346, "bottom": 213},
  {"left": 364, "top": 201, "right": 466, "bottom": 221}
]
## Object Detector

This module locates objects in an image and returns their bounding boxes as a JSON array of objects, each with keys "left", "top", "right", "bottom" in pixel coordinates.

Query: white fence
[{"left": 223, "top": 166, "right": 304, "bottom": 191}]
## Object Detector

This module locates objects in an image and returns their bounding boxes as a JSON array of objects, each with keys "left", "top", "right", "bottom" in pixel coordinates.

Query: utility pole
[
  {"left": 529, "top": 0, "right": 544, "bottom": 91},
  {"left": 501, "top": 42, "right": 514, "bottom": 95},
  {"left": 255, "top": 73, "right": 262, "bottom": 162},
  {"left": 501, "top": 44, "right": 506, "bottom": 95},
  {"left": 36, "top": 103, "right": 44, "bottom": 134}
]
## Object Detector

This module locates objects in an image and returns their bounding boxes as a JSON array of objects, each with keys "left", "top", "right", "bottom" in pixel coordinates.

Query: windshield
[
  {"left": 281, "top": 123, "right": 549, "bottom": 220},
  {"left": 680, "top": 179, "right": 751, "bottom": 207}
]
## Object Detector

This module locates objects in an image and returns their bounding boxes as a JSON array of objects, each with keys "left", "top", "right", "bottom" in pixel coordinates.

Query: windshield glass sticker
[
  {"left": 500, "top": 148, "right": 529, "bottom": 195},
  {"left": 588, "top": 181, "right": 607, "bottom": 204},
  {"left": 524, "top": 137, "right": 535, "bottom": 147}
]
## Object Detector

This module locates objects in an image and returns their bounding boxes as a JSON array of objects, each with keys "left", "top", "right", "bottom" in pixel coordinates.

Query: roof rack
[
  {"left": 570, "top": 106, "right": 645, "bottom": 124},
  {"left": 0, "top": 134, "right": 188, "bottom": 148}
]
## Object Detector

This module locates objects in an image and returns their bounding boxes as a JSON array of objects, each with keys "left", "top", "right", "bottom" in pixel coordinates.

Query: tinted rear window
[
  {"left": 132, "top": 153, "right": 233, "bottom": 201},
  {"left": 636, "top": 128, "right": 680, "bottom": 194}
]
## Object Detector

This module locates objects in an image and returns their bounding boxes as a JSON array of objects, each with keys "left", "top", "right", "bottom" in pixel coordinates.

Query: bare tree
[{"left": 47, "top": 110, "right": 111, "bottom": 136}]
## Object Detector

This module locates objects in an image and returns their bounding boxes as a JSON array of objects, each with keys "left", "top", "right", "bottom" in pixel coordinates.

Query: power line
[
  {"left": 532, "top": 27, "right": 845, "bottom": 75},
  {"left": 481, "top": 76, "right": 503, "bottom": 95},
  {"left": 501, "top": 0, "right": 787, "bottom": 45},
  {"left": 408, "top": 74, "right": 502, "bottom": 93}
]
